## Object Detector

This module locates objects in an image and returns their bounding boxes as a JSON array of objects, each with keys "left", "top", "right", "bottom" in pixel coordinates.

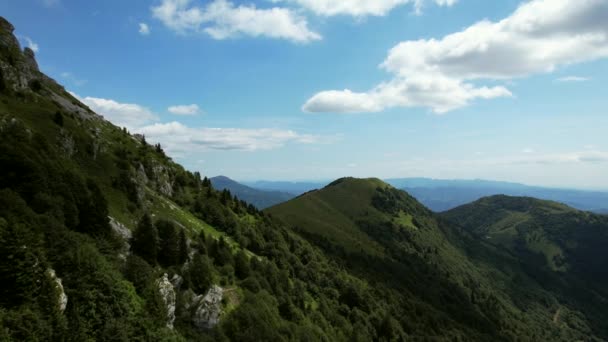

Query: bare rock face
[
  {"left": 156, "top": 274, "right": 177, "bottom": 329},
  {"left": 23, "top": 47, "right": 39, "bottom": 72},
  {"left": 47, "top": 269, "right": 68, "bottom": 313},
  {"left": 151, "top": 163, "right": 174, "bottom": 197},
  {"left": 192, "top": 285, "right": 223, "bottom": 330},
  {"left": 58, "top": 129, "right": 76, "bottom": 157},
  {"left": 108, "top": 216, "right": 132, "bottom": 260}
]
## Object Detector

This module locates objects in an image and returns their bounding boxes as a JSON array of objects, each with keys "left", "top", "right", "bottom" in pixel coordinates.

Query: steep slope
[
  {"left": 211, "top": 176, "right": 294, "bottom": 209},
  {"left": 0, "top": 17, "right": 468, "bottom": 342},
  {"left": 268, "top": 178, "right": 608, "bottom": 341}
]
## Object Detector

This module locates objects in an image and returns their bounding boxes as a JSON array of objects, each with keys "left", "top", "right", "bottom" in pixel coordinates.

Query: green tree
[
  {"left": 190, "top": 253, "right": 214, "bottom": 294},
  {"left": 178, "top": 228, "right": 189, "bottom": 265},
  {"left": 156, "top": 219, "right": 179, "bottom": 266},
  {"left": 235, "top": 250, "right": 251, "bottom": 280},
  {"left": 53, "top": 111, "right": 64, "bottom": 126},
  {"left": 131, "top": 214, "right": 158, "bottom": 265},
  {"left": 124, "top": 254, "right": 154, "bottom": 294}
]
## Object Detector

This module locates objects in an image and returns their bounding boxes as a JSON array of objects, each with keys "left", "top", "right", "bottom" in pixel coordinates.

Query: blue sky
[{"left": 2, "top": 0, "right": 608, "bottom": 189}]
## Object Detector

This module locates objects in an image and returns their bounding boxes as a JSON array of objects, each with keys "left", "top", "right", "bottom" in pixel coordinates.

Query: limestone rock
[
  {"left": 156, "top": 273, "right": 177, "bottom": 329},
  {"left": 109, "top": 216, "right": 132, "bottom": 259},
  {"left": 47, "top": 269, "right": 67, "bottom": 313},
  {"left": 192, "top": 285, "right": 223, "bottom": 330}
]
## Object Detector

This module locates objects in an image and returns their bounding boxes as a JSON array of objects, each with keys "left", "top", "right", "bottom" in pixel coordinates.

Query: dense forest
[{"left": 1, "top": 16, "right": 607, "bottom": 341}]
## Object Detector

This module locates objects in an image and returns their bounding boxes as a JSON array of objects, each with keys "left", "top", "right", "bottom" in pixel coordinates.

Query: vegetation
[{"left": 0, "top": 16, "right": 607, "bottom": 342}]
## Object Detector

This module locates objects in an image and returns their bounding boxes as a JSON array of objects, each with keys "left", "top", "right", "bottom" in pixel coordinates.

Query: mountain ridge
[{"left": 210, "top": 175, "right": 294, "bottom": 209}]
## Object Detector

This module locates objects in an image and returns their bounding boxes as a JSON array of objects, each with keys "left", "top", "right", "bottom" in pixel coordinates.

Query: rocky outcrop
[
  {"left": 151, "top": 163, "right": 174, "bottom": 197},
  {"left": 47, "top": 269, "right": 67, "bottom": 313},
  {"left": 23, "top": 47, "right": 39, "bottom": 72},
  {"left": 170, "top": 274, "right": 183, "bottom": 290},
  {"left": 58, "top": 129, "right": 76, "bottom": 157},
  {"left": 192, "top": 285, "right": 223, "bottom": 330},
  {"left": 109, "top": 216, "right": 132, "bottom": 260},
  {"left": 156, "top": 274, "right": 177, "bottom": 329}
]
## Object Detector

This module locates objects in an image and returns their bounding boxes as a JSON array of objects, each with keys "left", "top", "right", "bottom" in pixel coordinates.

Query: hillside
[
  {"left": 210, "top": 176, "right": 294, "bottom": 209},
  {"left": 0, "top": 17, "right": 467, "bottom": 341},
  {"left": 2, "top": 16, "right": 608, "bottom": 342},
  {"left": 268, "top": 178, "right": 608, "bottom": 340},
  {"left": 442, "top": 195, "right": 608, "bottom": 285}
]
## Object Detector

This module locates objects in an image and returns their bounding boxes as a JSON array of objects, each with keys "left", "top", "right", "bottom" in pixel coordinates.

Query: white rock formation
[
  {"left": 156, "top": 273, "right": 177, "bottom": 329},
  {"left": 47, "top": 269, "right": 67, "bottom": 312},
  {"left": 193, "top": 285, "right": 223, "bottom": 330}
]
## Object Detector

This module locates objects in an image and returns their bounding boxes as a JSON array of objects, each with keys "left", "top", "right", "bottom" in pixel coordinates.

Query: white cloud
[
  {"left": 273, "top": 0, "right": 456, "bottom": 17},
  {"left": 139, "top": 22, "right": 151, "bottom": 35},
  {"left": 70, "top": 92, "right": 327, "bottom": 151},
  {"left": 151, "top": 0, "right": 321, "bottom": 43},
  {"left": 23, "top": 37, "right": 39, "bottom": 53},
  {"left": 303, "top": 74, "right": 511, "bottom": 114},
  {"left": 556, "top": 76, "right": 590, "bottom": 82},
  {"left": 70, "top": 92, "right": 159, "bottom": 129},
  {"left": 168, "top": 104, "right": 201, "bottom": 115},
  {"left": 304, "top": 0, "right": 608, "bottom": 113},
  {"left": 138, "top": 121, "right": 321, "bottom": 151}
]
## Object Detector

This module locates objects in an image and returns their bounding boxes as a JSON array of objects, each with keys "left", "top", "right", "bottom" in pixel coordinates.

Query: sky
[{"left": 2, "top": 0, "right": 608, "bottom": 189}]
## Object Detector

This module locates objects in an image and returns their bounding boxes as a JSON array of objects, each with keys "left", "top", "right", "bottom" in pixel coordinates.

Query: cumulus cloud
[
  {"left": 273, "top": 0, "right": 457, "bottom": 17},
  {"left": 151, "top": 0, "right": 320, "bottom": 42},
  {"left": 139, "top": 23, "right": 151, "bottom": 35},
  {"left": 138, "top": 121, "right": 321, "bottom": 151},
  {"left": 70, "top": 92, "right": 326, "bottom": 151},
  {"left": 304, "top": 0, "right": 608, "bottom": 113},
  {"left": 70, "top": 92, "right": 159, "bottom": 129},
  {"left": 168, "top": 104, "right": 201, "bottom": 115}
]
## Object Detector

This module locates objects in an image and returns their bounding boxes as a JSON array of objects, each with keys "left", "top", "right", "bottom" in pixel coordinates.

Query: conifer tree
[{"left": 132, "top": 214, "right": 158, "bottom": 265}]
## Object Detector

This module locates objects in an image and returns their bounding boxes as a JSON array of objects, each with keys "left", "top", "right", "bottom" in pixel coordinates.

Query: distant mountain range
[
  {"left": 387, "top": 178, "right": 608, "bottom": 213},
  {"left": 238, "top": 178, "right": 608, "bottom": 213},
  {"left": 211, "top": 176, "right": 295, "bottom": 209}
]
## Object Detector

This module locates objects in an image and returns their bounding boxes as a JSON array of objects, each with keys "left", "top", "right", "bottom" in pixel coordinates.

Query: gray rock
[
  {"left": 47, "top": 269, "right": 67, "bottom": 313},
  {"left": 192, "top": 285, "right": 223, "bottom": 330},
  {"left": 109, "top": 216, "right": 132, "bottom": 259},
  {"left": 57, "top": 129, "right": 76, "bottom": 157},
  {"left": 23, "top": 47, "right": 39, "bottom": 72},
  {"left": 170, "top": 274, "right": 183, "bottom": 290},
  {"left": 156, "top": 274, "right": 177, "bottom": 329}
]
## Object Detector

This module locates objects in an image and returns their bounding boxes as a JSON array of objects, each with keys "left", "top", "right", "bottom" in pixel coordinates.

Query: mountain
[
  {"left": 210, "top": 176, "right": 294, "bottom": 209},
  {"left": 244, "top": 178, "right": 608, "bottom": 213},
  {"left": 243, "top": 180, "right": 328, "bottom": 195},
  {"left": 385, "top": 178, "right": 608, "bottom": 213},
  {"left": 442, "top": 195, "right": 608, "bottom": 285},
  {"left": 0, "top": 17, "right": 467, "bottom": 341},
  {"left": 268, "top": 178, "right": 608, "bottom": 340},
  {"left": 3, "top": 16, "right": 608, "bottom": 341}
]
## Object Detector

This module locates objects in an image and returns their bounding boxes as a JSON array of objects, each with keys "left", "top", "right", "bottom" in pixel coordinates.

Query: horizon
[
  {"left": 3, "top": 0, "right": 607, "bottom": 189},
  {"left": 219, "top": 175, "right": 608, "bottom": 193}
]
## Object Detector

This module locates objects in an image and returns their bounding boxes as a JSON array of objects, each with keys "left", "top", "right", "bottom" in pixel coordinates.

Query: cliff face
[{"left": 0, "top": 17, "right": 96, "bottom": 121}]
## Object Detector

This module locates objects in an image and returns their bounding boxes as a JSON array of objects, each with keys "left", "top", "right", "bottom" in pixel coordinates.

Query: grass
[{"left": 267, "top": 178, "right": 389, "bottom": 256}]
